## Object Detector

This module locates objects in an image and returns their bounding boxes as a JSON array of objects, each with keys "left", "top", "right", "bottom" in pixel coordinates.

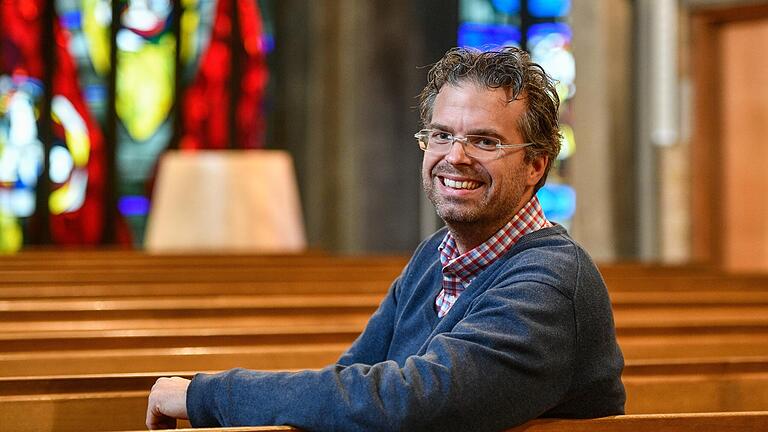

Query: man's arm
[
  {"left": 185, "top": 281, "right": 577, "bottom": 432},
  {"left": 146, "top": 377, "right": 190, "bottom": 430},
  {"left": 336, "top": 276, "right": 400, "bottom": 366}
]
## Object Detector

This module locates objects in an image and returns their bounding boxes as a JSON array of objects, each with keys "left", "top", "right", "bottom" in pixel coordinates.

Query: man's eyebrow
[
  {"left": 427, "top": 123, "right": 506, "bottom": 140},
  {"left": 427, "top": 123, "right": 454, "bottom": 132},
  {"left": 465, "top": 128, "right": 506, "bottom": 139}
]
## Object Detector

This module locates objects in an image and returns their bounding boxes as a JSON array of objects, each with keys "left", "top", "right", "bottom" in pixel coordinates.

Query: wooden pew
[
  {"left": 2, "top": 262, "right": 767, "bottom": 298},
  {"left": 118, "top": 412, "right": 768, "bottom": 432},
  {"left": 157, "top": 428, "right": 298, "bottom": 432},
  {"left": 1, "top": 250, "right": 697, "bottom": 277},
  {"left": 603, "top": 273, "right": 768, "bottom": 292},
  {"left": 4, "top": 291, "right": 768, "bottom": 334},
  {"left": 3, "top": 287, "right": 768, "bottom": 376},
  {"left": 619, "top": 328, "right": 768, "bottom": 359},
  {"left": 0, "top": 372, "right": 194, "bottom": 432},
  {"left": 0, "top": 294, "right": 382, "bottom": 325},
  {"left": 3, "top": 324, "right": 768, "bottom": 377},
  {"left": 505, "top": 412, "right": 768, "bottom": 432},
  {"left": 0, "top": 253, "right": 408, "bottom": 271},
  {"left": 4, "top": 253, "right": 763, "bottom": 290},
  {"left": 149, "top": 428, "right": 298, "bottom": 432},
  {"left": 5, "top": 284, "right": 768, "bottom": 305},
  {"left": 4, "top": 359, "right": 768, "bottom": 432},
  {"left": 0, "top": 250, "right": 699, "bottom": 277},
  {"left": 4, "top": 293, "right": 768, "bottom": 320},
  {"left": 5, "top": 255, "right": 768, "bottom": 431},
  {"left": 0, "top": 280, "right": 392, "bottom": 299},
  {"left": 3, "top": 284, "right": 768, "bottom": 324},
  {"left": 0, "top": 342, "right": 350, "bottom": 376},
  {"left": 0, "top": 266, "right": 403, "bottom": 285},
  {"left": 623, "top": 357, "right": 768, "bottom": 413}
]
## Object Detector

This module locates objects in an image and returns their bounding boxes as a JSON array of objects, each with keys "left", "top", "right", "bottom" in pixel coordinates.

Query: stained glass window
[
  {"left": 0, "top": 0, "right": 269, "bottom": 252},
  {"left": 1, "top": 0, "right": 106, "bottom": 251},
  {"left": 459, "top": 0, "right": 576, "bottom": 228}
]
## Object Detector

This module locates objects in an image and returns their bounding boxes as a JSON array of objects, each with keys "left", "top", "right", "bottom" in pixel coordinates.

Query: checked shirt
[{"left": 435, "top": 196, "right": 552, "bottom": 318}]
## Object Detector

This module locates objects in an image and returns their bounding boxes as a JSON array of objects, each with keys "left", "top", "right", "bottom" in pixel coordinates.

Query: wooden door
[{"left": 691, "top": 5, "right": 768, "bottom": 272}]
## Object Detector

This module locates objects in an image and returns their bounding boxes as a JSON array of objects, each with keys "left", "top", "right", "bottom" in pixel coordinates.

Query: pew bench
[
  {"left": 121, "top": 412, "right": 768, "bottom": 432},
  {"left": 0, "top": 253, "right": 407, "bottom": 270},
  {"left": 0, "top": 266, "right": 403, "bottom": 285},
  {"left": 3, "top": 361, "right": 768, "bottom": 432},
  {"left": 0, "top": 280, "right": 392, "bottom": 300}
]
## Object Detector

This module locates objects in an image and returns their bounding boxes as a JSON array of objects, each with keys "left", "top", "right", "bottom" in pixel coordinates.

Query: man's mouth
[{"left": 441, "top": 177, "right": 481, "bottom": 190}]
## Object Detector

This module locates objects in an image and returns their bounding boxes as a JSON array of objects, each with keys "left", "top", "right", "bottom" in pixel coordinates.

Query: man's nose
[{"left": 444, "top": 139, "right": 473, "bottom": 164}]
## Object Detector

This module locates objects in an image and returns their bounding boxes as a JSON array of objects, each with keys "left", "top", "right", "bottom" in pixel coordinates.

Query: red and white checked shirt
[{"left": 435, "top": 196, "right": 552, "bottom": 318}]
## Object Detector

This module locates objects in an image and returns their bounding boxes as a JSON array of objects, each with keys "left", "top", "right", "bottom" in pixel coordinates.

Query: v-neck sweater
[{"left": 187, "top": 225, "right": 626, "bottom": 431}]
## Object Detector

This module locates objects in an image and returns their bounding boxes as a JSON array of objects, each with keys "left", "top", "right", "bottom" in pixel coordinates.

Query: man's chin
[{"left": 436, "top": 207, "right": 482, "bottom": 225}]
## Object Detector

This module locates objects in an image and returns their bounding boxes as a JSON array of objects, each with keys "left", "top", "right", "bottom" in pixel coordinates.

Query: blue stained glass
[
  {"left": 60, "top": 10, "right": 82, "bottom": 30},
  {"left": 84, "top": 84, "right": 107, "bottom": 104},
  {"left": 118, "top": 195, "right": 151, "bottom": 217},
  {"left": 537, "top": 183, "right": 576, "bottom": 222},
  {"left": 458, "top": 22, "right": 521, "bottom": 50},
  {"left": 491, "top": 0, "right": 520, "bottom": 14},
  {"left": 527, "top": 22, "right": 572, "bottom": 45},
  {"left": 528, "top": 0, "right": 571, "bottom": 18},
  {"left": 262, "top": 34, "right": 275, "bottom": 53},
  {"left": 13, "top": 76, "right": 45, "bottom": 96}
]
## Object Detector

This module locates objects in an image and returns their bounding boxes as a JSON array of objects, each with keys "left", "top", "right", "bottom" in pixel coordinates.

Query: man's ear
[{"left": 526, "top": 155, "right": 549, "bottom": 187}]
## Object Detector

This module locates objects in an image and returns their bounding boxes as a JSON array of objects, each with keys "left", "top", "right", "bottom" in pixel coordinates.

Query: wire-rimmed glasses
[{"left": 414, "top": 129, "right": 532, "bottom": 160}]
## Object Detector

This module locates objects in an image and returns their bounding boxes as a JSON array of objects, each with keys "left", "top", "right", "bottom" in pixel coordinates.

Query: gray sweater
[{"left": 187, "top": 225, "right": 626, "bottom": 431}]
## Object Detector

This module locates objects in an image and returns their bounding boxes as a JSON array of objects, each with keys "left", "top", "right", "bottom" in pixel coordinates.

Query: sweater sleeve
[
  {"left": 186, "top": 280, "right": 576, "bottom": 432},
  {"left": 335, "top": 277, "right": 399, "bottom": 366}
]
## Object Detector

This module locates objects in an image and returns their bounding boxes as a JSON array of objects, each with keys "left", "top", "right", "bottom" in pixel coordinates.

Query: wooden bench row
[
  {"left": 0, "top": 250, "right": 705, "bottom": 280},
  {"left": 120, "top": 412, "right": 768, "bottom": 432},
  {"left": 0, "top": 253, "right": 760, "bottom": 288},
  {"left": 2, "top": 324, "right": 767, "bottom": 375},
  {"left": 5, "top": 286, "right": 768, "bottom": 307},
  {"left": 4, "top": 328, "right": 768, "bottom": 376},
  {"left": 3, "top": 297, "right": 767, "bottom": 328},
  {"left": 3, "top": 359, "right": 768, "bottom": 431},
  {"left": 3, "top": 292, "right": 768, "bottom": 334},
  {"left": 3, "top": 253, "right": 766, "bottom": 431},
  {"left": 0, "top": 266, "right": 404, "bottom": 285},
  {"left": 4, "top": 268, "right": 768, "bottom": 297},
  {"left": 124, "top": 412, "right": 768, "bottom": 432}
]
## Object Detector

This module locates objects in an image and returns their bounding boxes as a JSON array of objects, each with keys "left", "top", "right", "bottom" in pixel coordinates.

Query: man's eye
[
  {"left": 471, "top": 137, "right": 498, "bottom": 149},
  {"left": 433, "top": 132, "right": 452, "bottom": 141}
]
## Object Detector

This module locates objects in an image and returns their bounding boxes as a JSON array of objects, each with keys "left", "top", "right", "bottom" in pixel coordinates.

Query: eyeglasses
[{"left": 414, "top": 129, "right": 533, "bottom": 160}]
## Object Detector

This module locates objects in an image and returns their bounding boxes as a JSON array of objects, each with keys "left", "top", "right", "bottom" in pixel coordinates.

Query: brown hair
[{"left": 418, "top": 47, "right": 562, "bottom": 191}]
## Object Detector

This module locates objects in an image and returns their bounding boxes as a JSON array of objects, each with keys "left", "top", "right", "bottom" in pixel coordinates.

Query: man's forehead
[
  {"left": 430, "top": 84, "right": 526, "bottom": 140},
  {"left": 432, "top": 83, "right": 526, "bottom": 120},
  {"left": 435, "top": 83, "right": 522, "bottom": 106}
]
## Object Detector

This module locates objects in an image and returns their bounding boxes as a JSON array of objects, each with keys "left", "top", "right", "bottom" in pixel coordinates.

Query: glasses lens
[
  {"left": 465, "top": 136, "right": 500, "bottom": 159},
  {"left": 416, "top": 130, "right": 503, "bottom": 160}
]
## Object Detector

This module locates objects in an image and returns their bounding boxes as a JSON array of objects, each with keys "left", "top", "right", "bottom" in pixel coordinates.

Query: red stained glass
[
  {"left": 1, "top": 0, "right": 106, "bottom": 246},
  {"left": 181, "top": 0, "right": 268, "bottom": 150}
]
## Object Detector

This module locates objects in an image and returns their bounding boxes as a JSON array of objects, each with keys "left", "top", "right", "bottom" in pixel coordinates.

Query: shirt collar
[{"left": 438, "top": 195, "right": 552, "bottom": 280}]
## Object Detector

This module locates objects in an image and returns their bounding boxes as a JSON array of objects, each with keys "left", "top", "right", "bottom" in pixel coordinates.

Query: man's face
[{"left": 421, "top": 83, "right": 544, "bottom": 230}]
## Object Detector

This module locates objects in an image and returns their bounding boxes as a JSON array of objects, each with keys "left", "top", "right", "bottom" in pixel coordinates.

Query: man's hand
[{"left": 146, "top": 376, "right": 191, "bottom": 430}]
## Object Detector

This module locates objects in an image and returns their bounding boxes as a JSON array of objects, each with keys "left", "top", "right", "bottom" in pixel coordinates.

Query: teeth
[{"left": 443, "top": 178, "right": 480, "bottom": 190}]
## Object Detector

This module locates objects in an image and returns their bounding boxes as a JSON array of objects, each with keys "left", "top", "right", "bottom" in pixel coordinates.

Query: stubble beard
[{"left": 422, "top": 163, "right": 528, "bottom": 229}]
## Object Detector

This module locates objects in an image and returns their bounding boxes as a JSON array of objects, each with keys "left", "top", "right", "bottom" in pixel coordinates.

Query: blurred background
[{"left": 1, "top": 0, "right": 767, "bottom": 271}]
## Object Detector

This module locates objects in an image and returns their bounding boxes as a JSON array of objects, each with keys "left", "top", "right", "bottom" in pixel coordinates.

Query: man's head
[
  {"left": 417, "top": 47, "right": 561, "bottom": 245},
  {"left": 418, "top": 47, "right": 562, "bottom": 193}
]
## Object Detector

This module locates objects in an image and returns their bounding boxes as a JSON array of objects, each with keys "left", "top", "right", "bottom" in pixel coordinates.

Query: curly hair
[{"left": 418, "top": 47, "right": 562, "bottom": 192}]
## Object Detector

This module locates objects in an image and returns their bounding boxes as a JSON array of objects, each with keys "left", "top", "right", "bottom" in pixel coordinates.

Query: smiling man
[{"left": 147, "top": 47, "right": 625, "bottom": 431}]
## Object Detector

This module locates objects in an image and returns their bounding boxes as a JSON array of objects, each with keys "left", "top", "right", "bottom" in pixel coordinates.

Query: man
[{"left": 147, "top": 47, "right": 625, "bottom": 431}]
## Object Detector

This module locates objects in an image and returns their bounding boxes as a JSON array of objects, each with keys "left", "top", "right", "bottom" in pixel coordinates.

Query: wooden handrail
[
  {"left": 117, "top": 411, "right": 768, "bottom": 431},
  {"left": 505, "top": 411, "right": 768, "bottom": 432}
]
